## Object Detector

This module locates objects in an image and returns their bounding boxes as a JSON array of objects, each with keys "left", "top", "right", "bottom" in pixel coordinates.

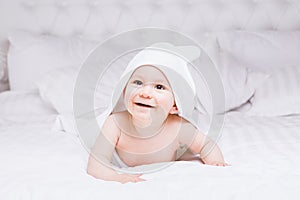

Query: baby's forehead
[{"left": 130, "top": 65, "right": 170, "bottom": 82}]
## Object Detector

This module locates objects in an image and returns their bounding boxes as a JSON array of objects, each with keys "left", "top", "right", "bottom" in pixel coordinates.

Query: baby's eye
[
  {"left": 133, "top": 80, "right": 143, "bottom": 86},
  {"left": 155, "top": 84, "right": 165, "bottom": 90}
]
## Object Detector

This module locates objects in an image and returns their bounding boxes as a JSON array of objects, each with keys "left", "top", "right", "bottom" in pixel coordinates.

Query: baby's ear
[{"left": 169, "top": 105, "right": 178, "bottom": 114}]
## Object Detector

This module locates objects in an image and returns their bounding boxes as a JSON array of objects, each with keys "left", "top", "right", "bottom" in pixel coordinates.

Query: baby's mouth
[{"left": 134, "top": 102, "right": 154, "bottom": 108}]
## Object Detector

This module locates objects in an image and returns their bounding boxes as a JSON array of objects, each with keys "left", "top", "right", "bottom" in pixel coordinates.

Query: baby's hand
[
  {"left": 116, "top": 173, "right": 146, "bottom": 184},
  {"left": 205, "top": 161, "right": 230, "bottom": 167}
]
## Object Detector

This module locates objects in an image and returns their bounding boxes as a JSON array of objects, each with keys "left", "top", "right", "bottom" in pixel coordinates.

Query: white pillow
[
  {"left": 0, "top": 90, "right": 57, "bottom": 116},
  {"left": 36, "top": 66, "right": 109, "bottom": 136},
  {"left": 217, "top": 31, "right": 300, "bottom": 72},
  {"left": 247, "top": 66, "right": 300, "bottom": 116},
  {"left": 36, "top": 66, "right": 78, "bottom": 115},
  {"left": 187, "top": 35, "right": 268, "bottom": 113},
  {"left": 7, "top": 31, "right": 97, "bottom": 90},
  {"left": 216, "top": 52, "right": 268, "bottom": 112}
]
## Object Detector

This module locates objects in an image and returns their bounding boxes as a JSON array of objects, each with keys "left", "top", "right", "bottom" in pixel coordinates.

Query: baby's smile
[{"left": 134, "top": 102, "right": 154, "bottom": 108}]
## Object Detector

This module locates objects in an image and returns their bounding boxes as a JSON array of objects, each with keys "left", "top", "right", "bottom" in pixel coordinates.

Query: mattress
[{"left": 0, "top": 91, "right": 300, "bottom": 200}]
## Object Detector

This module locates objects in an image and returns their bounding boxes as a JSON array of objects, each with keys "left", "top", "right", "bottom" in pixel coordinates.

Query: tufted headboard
[
  {"left": 1, "top": 0, "right": 300, "bottom": 91},
  {"left": 1, "top": 0, "right": 300, "bottom": 40}
]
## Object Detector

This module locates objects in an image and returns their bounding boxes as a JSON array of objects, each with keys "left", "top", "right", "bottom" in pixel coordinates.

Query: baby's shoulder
[
  {"left": 106, "top": 111, "right": 130, "bottom": 127},
  {"left": 168, "top": 115, "right": 198, "bottom": 133}
]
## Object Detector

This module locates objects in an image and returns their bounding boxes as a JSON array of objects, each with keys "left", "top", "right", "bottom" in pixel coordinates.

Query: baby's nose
[{"left": 139, "top": 85, "right": 153, "bottom": 98}]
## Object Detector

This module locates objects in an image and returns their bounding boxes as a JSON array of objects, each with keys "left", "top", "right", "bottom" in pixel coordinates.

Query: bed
[{"left": 1, "top": 0, "right": 300, "bottom": 199}]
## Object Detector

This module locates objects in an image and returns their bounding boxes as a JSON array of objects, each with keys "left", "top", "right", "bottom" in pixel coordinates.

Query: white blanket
[{"left": 1, "top": 93, "right": 300, "bottom": 200}]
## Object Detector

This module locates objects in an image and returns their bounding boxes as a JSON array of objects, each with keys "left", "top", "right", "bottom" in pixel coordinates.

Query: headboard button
[
  {"left": 56, "top": 1, "right": 68, "bottom": 10},
  {"left": 88, "top": 1, "right": 100, "bottom": 8},
  {"left": 119, "top": 2, "right": 128, "bottom": 9},
  {"left": 152, "top": 1, "right": 163, "bottom": 9},
  {"left": 22, "top": 0, "right": 37, "bottom": 10},
  {"left": 74, "top": 31, "right": 84, "bottom": 38}
]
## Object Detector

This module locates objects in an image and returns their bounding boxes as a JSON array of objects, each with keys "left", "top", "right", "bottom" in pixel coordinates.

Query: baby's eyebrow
[
  {"left": 130, "top": 75, "right": 143, "bottom": 80},
  {"left": 154, "top": 79, "right": 168, "bottom": 84},
  {"left": 131, "top": 73, "right": 143, "bottom": 78},
  {"left": 130, "top": 74, "right": 170, "bottom": 85}
]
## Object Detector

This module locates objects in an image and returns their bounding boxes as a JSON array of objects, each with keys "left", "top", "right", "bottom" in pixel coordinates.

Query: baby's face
[{"left": 123, "top": 65, "right": 176, "bottom": 121}]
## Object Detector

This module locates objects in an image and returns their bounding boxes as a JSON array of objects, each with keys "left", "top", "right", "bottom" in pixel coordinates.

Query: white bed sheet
[{"left": 0, "top": 92, "right": 300, "bottom": 200}]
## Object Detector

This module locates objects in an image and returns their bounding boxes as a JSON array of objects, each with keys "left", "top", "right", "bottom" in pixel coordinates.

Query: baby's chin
[
  {"left": 130, "top": 112, "right": 153, "bottom": 123},
  {"left": 129, "top": 105, "right": 169, "bottom": 122}
]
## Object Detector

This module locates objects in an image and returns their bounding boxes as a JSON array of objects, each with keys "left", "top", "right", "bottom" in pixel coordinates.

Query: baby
[{"left": 87, "top": 44, "right": 228, "bottom": 184}]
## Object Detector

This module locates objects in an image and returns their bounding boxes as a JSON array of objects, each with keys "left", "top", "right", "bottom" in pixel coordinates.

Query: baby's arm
[
  {"left": 87, "top": 115, "right": 145, "bottom": 183},
  {"left": 179, "top": 121, "right": 228, "bottom": 166},
  {"left": 194, "top": 133, "right": 228, "bottom": 166}
]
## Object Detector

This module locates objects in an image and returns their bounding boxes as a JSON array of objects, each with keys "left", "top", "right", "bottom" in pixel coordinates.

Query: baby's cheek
[
  {"left": 126, "top": 86, "right": 140, "bottom": 98},
  {"left": 154, "top": 105, "right": 168, "bottom": 118},
  {"left": 156, "top": 102, "right": 172, "bottom": 115},
  {"left": 124, "top": 87, "right": 134, "bottom": 100},
  {"left": 123, "top": 91, "right": 133, "bottom": 110}
]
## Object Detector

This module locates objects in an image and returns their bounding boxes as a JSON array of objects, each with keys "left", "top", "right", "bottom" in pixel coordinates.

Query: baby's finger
[
  {"left": 134, "top": 177, "right": 146, "bottom": 182},
  {"left": 131, "top": 174, "right": 146, "bottom": 182},
  {"left": 127, "top": 174, "right": 142, "bottom": 178},
  {"left": 218, "top": 162, "right": 229, "bottom": 166}
]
